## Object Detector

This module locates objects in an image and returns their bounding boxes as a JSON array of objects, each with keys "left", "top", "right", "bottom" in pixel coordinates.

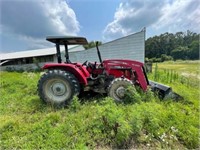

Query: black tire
[
  {"left": 37, "top": 69, "right": 80, "bottom": 107},
  {"left": 108, "top": 78, "right": 134, "bottom": 102}
]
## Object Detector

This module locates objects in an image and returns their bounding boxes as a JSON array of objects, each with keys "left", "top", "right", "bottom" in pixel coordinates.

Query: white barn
[{"left": 0, "top": 29, "right": 145, "bottom": 71}]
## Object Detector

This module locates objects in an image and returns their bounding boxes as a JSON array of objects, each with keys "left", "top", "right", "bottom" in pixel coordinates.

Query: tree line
[{"left": 145, "top": 30, "right": 199, "bottom": 62}]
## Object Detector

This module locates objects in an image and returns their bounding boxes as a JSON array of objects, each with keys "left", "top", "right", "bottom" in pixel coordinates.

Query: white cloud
[
  {"left": 153, "top": 0, "right": 200, "bottom": 33},
  {"left": 0, "top": 0, "right": 80, "bottom": 51},
  {"left": 103, "top": 0, "right": 199, "bottom": 41},
  {"left": 42, "top": 0, "right": 79, "bottom": 35}
]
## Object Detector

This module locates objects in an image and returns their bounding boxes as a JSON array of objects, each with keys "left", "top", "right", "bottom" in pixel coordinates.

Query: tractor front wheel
[
  {"left": 108, "top": 78, "right": 133, "bottom": 102},
  {"left": 37, "top": 69, "right": 80, "bottom": 107}
]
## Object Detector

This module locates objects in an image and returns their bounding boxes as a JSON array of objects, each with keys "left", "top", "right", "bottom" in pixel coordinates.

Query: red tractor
[{"left": 38, "top": 36, "right": 174, "bottom": 107}]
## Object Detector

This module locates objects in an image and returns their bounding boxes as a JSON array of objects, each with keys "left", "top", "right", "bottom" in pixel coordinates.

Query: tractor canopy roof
[{"left": 46, "top": 36, "right": 88, "bottom": 45}]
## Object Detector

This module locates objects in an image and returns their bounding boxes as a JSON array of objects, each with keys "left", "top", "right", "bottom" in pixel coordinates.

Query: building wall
[
  {"left": 69, "top": 30, "right": 145, "bottom": 63},
  {"left": 3, "top": 55, "right": 55, "bottom": 66},
  {"left": 0, "top": 62, "right": 46, "bottom": 71},
  {"left": 0, "top": 55, "right": 55, "bottom": 71}
]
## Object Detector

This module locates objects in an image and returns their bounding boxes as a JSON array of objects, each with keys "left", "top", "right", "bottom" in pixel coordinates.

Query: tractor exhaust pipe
[{"left": 96, "top": 41, "right": 103, "bottom": 64}]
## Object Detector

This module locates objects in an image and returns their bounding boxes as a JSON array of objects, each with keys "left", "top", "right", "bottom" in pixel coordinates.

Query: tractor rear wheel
[
  {"left": 37, "top": 69, "right": 80, "bottom": 107},
  {"left": 108, "top": 78, "right": 133, "bottom": 102}
]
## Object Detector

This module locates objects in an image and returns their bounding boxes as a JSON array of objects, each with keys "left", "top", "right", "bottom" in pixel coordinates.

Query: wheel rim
[
  {"left": 44, "top": 78, "right": 71, "bottom": 103},
  {"left": 115, "top": 86, "right": 125, "bottom": 98},
  {"left": 108, "top": 78, "right": 133, "bottom": 102},
  {"left": 51, "top": 82, "right": 67, "bottom": 96}
]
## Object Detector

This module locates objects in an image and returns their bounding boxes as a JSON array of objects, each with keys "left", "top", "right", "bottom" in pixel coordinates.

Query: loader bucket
[{"left": 149, "top": 80, "right": 183, "bottom": 100}]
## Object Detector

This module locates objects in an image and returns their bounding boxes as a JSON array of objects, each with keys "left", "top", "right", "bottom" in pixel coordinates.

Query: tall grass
[
  {"left": 152, "top": 63, "right": 199, "bottom": 88},
  {"left": 0, "top": 71, "right": 199, "bottom": 149}
]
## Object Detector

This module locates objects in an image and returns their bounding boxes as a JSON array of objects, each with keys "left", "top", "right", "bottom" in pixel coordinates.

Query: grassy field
[
  {"left": 0, "top": 61, "right": 199, "bottom": 149},
  {"left": 155, "top": 60, "right": 199, "bottom": 79}
]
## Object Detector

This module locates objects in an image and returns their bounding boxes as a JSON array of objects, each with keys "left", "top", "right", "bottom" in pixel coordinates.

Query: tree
[
  {"left": 84, "top": 41, "right": 102, "bottom": 50},
  {"left": 188, "top": 41, "right": 199, "bottom": 60},
  {"left": 171, "top": 46, "right": 189, "bottom": 60}
]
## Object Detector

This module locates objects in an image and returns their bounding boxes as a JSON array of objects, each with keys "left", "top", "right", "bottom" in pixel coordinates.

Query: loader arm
[{"left": 103, "top": 59, "right": 149, "bottom": 91}]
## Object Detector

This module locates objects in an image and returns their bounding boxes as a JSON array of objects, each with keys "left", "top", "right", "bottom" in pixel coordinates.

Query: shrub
[
  {"left": 124, "top": 86, "right": 142, "bottom": 104},
  {"left": 161, "top": 54, "right": 173, "bottom": 62}
]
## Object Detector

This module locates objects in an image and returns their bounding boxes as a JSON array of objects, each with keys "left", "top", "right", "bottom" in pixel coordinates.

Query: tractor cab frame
[{"left": 46, "top": 36, "right": 88, "bottom": 63}]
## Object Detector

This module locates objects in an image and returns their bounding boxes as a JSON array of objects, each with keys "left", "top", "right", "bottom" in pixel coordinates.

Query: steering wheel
[
  {"left": 88, "top": 62, "right": 96, "bottom": 70},
  {"left": 82, "top": 60, "right": 88, "bottom": 66}
]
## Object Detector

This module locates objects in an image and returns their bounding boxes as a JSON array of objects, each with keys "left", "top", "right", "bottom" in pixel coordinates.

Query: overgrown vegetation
[{"left": 0, "top": 61, "right": 199, "bottom": 149}]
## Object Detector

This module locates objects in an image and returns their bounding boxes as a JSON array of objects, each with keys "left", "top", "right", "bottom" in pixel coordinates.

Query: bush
[
  {"left": 161, "top": 54, "right": 173, "bottom": 62},
  {"left": 124, "top": 86, "right": 142, "bottom": 104},
  {"left": 149, "top": 57, "right": 162, "bottom": 62}
]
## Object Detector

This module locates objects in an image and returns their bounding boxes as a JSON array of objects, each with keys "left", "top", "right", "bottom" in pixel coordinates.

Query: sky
[{"left": 0, "top": 0, "right": 199, "bottom": 53}]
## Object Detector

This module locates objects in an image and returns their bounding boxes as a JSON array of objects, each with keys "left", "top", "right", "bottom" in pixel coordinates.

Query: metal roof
[{"left": 0, "top": 45, "right": 83, "bottom": 61}]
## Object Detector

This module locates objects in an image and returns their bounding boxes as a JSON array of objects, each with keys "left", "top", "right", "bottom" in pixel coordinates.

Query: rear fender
[{"left": 43, "top": 63, "right": 90, "bottom": 85}]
